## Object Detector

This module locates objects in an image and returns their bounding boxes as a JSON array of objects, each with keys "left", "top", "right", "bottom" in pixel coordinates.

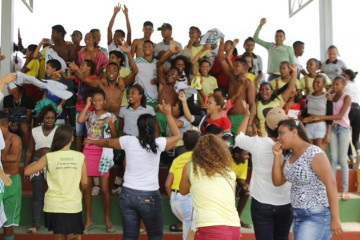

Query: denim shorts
[
  {"left": 306, "top": 122, "right": 327, "bottom": 139},
  {"left": 292, "top": 207, "right": 331, "bottom": 240},
  {"left": 75, "top": 111, "right": 85, "bottom": 137}
]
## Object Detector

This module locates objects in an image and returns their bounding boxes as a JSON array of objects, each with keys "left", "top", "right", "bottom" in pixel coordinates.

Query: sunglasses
[{"left": 71, "top": 33, "right": 81, "bottom": 38}]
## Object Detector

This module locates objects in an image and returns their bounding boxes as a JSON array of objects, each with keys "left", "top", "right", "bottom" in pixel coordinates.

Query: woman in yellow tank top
[{"left": 179, "top": 135, "right": 241, "bottom": 240}]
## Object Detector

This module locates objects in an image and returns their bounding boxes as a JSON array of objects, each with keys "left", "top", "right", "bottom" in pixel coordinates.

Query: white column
[
  {"left": 319, "top": 0, "right": 333, "bottom": 62},
  {"left": 0, "top": 0, "right": 14, "bottom": 77}
]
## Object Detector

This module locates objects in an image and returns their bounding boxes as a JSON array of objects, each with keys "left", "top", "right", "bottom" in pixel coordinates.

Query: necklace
[{"left": 13, "top": 96, "right": 22, "bottom": 108}]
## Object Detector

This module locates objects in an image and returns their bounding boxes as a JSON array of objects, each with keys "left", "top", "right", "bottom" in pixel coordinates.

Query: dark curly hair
[{"left": 137, "top": 114, "right": 158, "bottom": 154}]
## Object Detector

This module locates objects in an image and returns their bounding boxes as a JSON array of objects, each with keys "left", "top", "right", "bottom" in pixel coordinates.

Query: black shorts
[{"left": 44, "top": 211, "right": 84, "bottom": 235}]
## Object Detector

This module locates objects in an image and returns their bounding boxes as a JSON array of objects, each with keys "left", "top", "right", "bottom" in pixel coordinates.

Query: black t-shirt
[{"left": 3, "top": 94, "right": 33, "bottom": 122}]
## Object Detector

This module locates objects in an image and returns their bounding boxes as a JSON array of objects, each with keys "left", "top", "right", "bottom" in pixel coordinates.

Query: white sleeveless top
[{"left": 32, "top": 126, "right": 58, "bottom": 150}]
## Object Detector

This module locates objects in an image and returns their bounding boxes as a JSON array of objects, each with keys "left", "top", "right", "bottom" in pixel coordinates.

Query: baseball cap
[
  {"left": 157, "top": 23, "right": 172, "bottom": 31},
  {"left": 263, "top": 107, "right": 288, "bottom": 131}
]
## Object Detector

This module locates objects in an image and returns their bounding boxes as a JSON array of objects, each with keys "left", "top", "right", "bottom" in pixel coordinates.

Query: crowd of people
[{"left": 0, "top": 4, "right": 356, "bottom": 240}]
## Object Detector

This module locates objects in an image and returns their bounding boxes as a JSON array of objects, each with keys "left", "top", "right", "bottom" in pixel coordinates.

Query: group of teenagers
[{"left": 0, "top": 4, "right": 357, "bottom": 240}]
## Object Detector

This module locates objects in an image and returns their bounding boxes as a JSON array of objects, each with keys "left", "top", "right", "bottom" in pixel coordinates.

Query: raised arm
[
  {"left": 178, "top": 91, "right": 193, "bottom": 122},
  {"left": 311, "top": 153, "right": 343, "bottom": 237},
  {"left": 158, "top": 100, "right": 180, "bottom": 151},
  {"left": 218, "top": 38, "right": 232, "bottom": 78},
  {"left": 225, "top": 39, "right": 239, "bottom": 69},
  {"left": 236, "top": 100, "right": 250, "bottom": 136},
  {"left": 33, "top": 38, "right": 49, "bottom": 59},
  {"left": 107, "top": 4, "right": 121, "bottom": 45},
  {"left": 253, "top": 18, "right": 272, "bottom": 48},
  {"left": 121, "top": 43, "right": 138, "bottom": 86},
  {"left": 191, "top": 44, "right": 211, "bottom": 76},
  {"left": 69, "top": 62, "right": 101, "bottom": 88},
  {"left": 281, "top": 64, "right": 298, "bottom": 102},
  {"left": 271, "top": 142, "right": 287, "bottom": 186},
  {"left": 77, "top": 97, "right": 91, "bottom": 123},
  {"left": 123, "top": 5, "right": 132, "bottom": 46}
]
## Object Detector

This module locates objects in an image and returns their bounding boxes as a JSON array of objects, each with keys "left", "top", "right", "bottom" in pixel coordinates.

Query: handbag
[{"left": 186, "top": 207, "right": 196, "bottom": 240}]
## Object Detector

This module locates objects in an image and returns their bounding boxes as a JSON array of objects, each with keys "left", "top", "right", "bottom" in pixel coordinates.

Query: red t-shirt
[
  {"left": 211, "top": 56, "right": 237, "bottom": 90},
  {"left": 75, "top": 75, "right": 96, "bottom": 111},
  {"left": 201, "top": 116, "right": 232, "bottom": 134}
]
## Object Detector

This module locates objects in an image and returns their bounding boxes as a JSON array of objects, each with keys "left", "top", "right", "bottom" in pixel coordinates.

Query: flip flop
[
  {"left": 341, "top": 192, "right": 350, "bottom": 201},
  {"left": 107, "top": 224, "right": 115, "bottom": 233},
  {"left": 83, "top": 223, "right": 94, "bottom": 233},
  {"left": 169, "top": 224, "right": 183, "bottom": 232}
]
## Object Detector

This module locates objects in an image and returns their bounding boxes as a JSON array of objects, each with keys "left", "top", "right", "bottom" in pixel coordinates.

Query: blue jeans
[
  {"left": 251, "top": 198, "right": 293, "bottom": 240},
  {"left": 292, "top": 207, "right": 331, "bottom": 240},
  {"left": 119, "top": 186, "right": 163, "bottom": 240},
  {"left": 170, "top": 191, "right": 195, "bottom": 240},
  {"left": 329, "top": 124, "right": 350, "bottom": 191},
  {"left": 75, "top": 110, "right": 85, "bottom": 137}
]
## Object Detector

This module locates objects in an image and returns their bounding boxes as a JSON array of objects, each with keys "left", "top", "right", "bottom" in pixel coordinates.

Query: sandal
[
  {"left": 169, "top": 224, "right": 183, "bottom": 232},
  {"left": 106, "top": 224, "right": 115, "bottom": 233},
  {"left": 27, "top": 224, "right": 40, "bottom": 233},
  {"left": 83, "top": 223, "right": 94, "bottom": 233},
  {"left": 342, "top": 192, "right": 350, "bottom": 200}
]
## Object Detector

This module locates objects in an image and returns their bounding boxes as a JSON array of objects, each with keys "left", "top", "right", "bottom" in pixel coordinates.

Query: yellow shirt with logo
[
  {"left": 44, "top": 150, "right": 85, "bottom": 213},
  {"left": 270, "top": 77, "right": 301, "bottom": 91}
]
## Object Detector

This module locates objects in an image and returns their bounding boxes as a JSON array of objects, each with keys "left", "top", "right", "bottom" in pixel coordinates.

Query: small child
[
  {"left": 77, "top": 88, "right": 116, "bottom": 233},
  {"left": 293, "top": 41, "right": 307, "bottom": 78},
  {"left": 231, "top": 147, "right": 251, "bottom": 228},
  {"left": 43, "top": 59, "right": 66, "bottom": 114}
]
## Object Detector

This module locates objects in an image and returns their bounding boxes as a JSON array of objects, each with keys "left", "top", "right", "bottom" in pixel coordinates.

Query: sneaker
[
  {"left": 112, "top": 185, "right": 122, "bottom": 195},
  {"left": 91, "top": 185, "right": 100, "bottom": 196}
]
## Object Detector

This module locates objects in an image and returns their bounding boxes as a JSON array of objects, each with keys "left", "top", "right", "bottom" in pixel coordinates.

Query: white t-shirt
[
  {"left": 120, "top": 136, "right": 166, "bottom": 191},
  {"left": 235, "top": 132, "right": 291, "bottom": 205},
  {"left": 134, "top": 57, "right": 158, "bottom": 99},
  {"left": 344, "top": 81, "right": 360, "bottom": 104}
]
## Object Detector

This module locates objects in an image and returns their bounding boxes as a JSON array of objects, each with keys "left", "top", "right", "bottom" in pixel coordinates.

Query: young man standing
[
  {"left": 155, "top": 23, "right": 182, "bottom": 68},
  {"left": 0, "top": 111, "right": 22, "bottom": 240},
  {"left": 131, "top": 21, "right": 154, "bottom": 58},
  {"left": 107, "top": 4, "right": 131, "bottom": 67}
]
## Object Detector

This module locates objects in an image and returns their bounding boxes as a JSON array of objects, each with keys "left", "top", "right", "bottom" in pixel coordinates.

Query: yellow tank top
[
  {"left": 44, "top": 150, "right": 85, "bottom": 213},
  {"left": 189, "top": 162, "right": 240, "bottom": 228}
]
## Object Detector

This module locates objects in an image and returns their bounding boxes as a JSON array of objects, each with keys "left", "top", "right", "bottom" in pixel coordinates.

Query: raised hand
[
  {"left": 114, "top": 3, "right": 121, "bottom": 14},
  {"left": 178, "top": 91, "right": 186, "bottom": 102},
  {"left": 259, "top": 18, "right": 267, "bottom": 27},
  {"left": 86, "top": 97, "right": 92, "bottom": 106},
  {"left": 120, "top": 43, "right": 130, "bottom": 53},
  {"left": 122, "top": 4, "right": 128, "bottom": 15},
  {"left": 233, "top": 39, "right": 239, "bottom": 46}
]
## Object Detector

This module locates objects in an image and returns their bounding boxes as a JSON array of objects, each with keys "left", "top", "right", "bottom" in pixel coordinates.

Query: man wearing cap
[
  {"left": 234, "top": 103, "right": 293, "bottom": 240},
  {"left": 155, "top": 23, "right": 182, "bottom": 68},
  {"left": 131, "top": 21, "right": 154, "bottom": 58}
]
